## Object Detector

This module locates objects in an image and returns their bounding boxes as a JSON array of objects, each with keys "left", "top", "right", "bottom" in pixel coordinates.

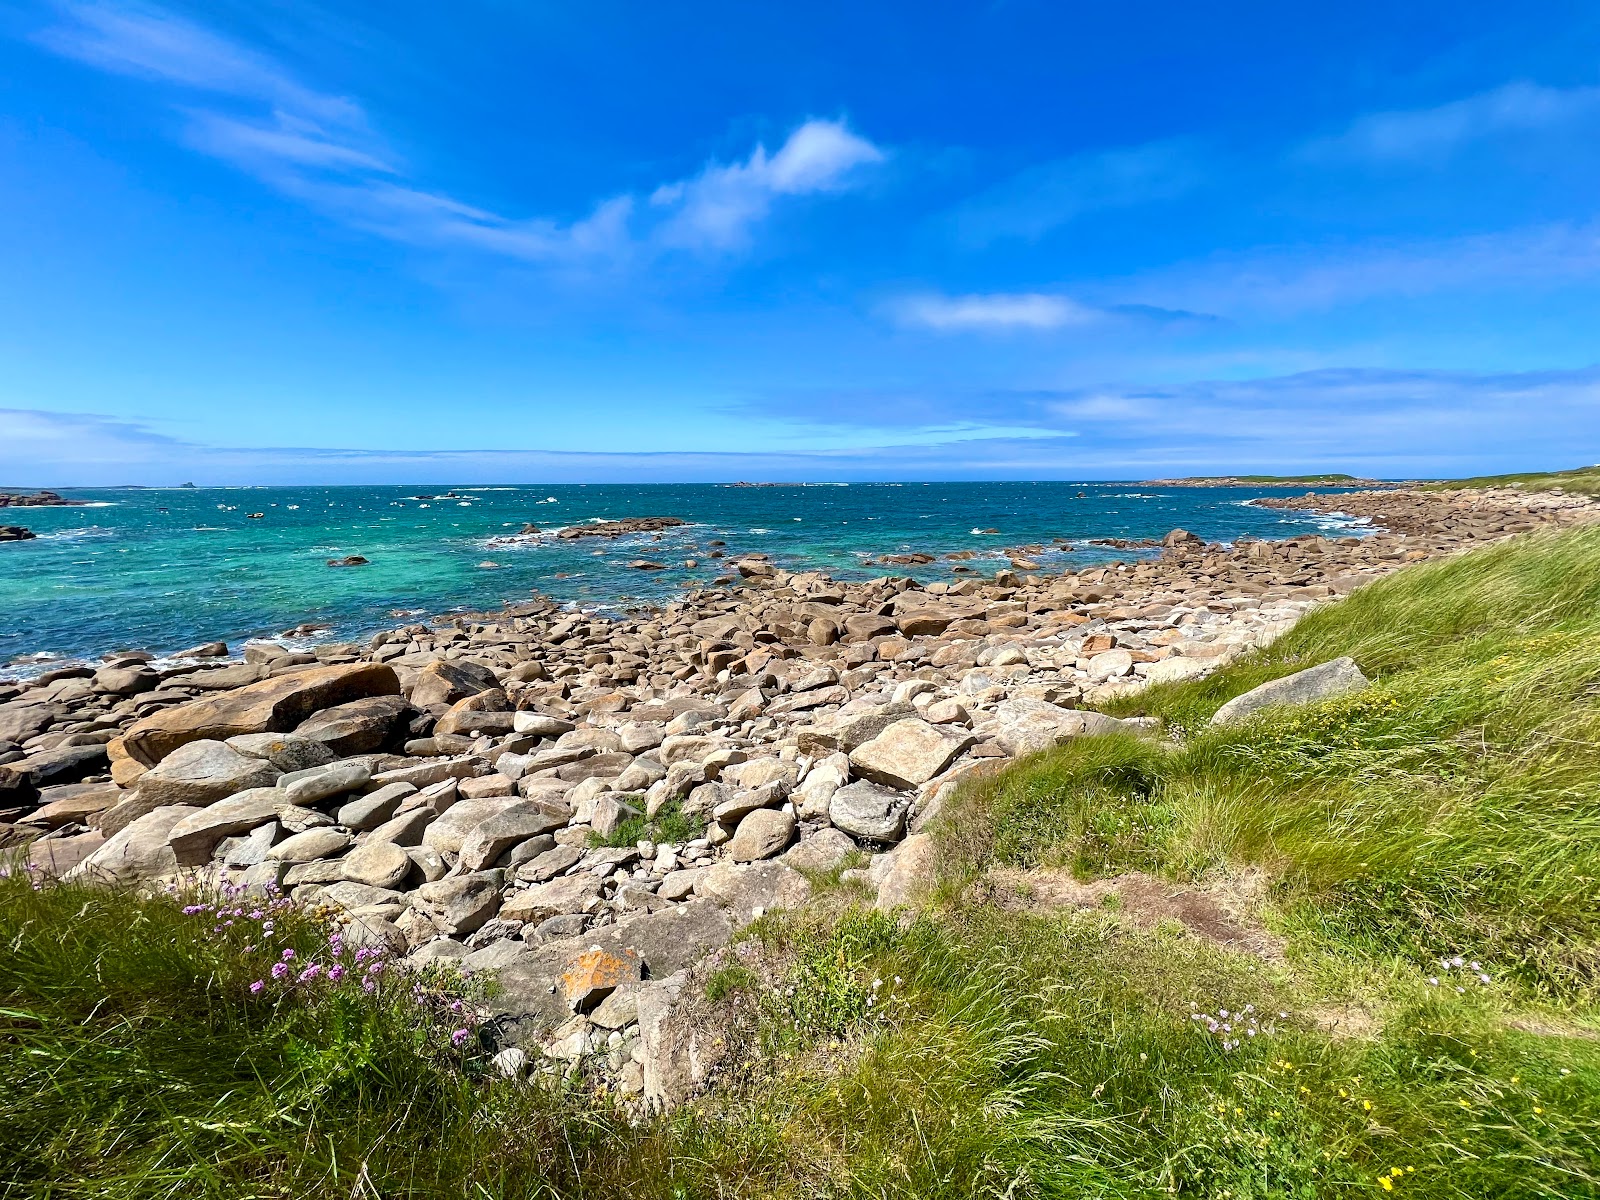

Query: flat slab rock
[{"left": 1211, "top": 657, "right": 1369, "bottom": 725}]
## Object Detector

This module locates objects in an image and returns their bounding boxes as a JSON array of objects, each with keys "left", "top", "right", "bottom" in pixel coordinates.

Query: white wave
[{"left": 748, "top": 528, "right": 770, "bottom": 534}]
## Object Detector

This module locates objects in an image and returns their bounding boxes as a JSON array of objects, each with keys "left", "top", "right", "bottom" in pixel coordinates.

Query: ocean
[{"left": 0, "top": 482, "right": 1366, "bottom": 676}]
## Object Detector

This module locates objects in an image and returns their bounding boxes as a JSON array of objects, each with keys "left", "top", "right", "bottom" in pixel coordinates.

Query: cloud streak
[
  {"left": 34, "top": 2, "right": 883, "bottom": 268},
  {"left": 1305, "top": 80, "right": 1600, "bottom": 163}
]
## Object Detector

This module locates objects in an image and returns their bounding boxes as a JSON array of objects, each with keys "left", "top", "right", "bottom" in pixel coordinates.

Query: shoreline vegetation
[{"left": 4, "top": 479, "right": 1600, "bottom": 1197}]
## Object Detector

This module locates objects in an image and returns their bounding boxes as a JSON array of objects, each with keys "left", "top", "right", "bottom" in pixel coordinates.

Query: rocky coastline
[
  {"left": 0, "top": 489, "right": 83, "bottom": 507},
  {"left": 3, "top": 484, "right": 1597, "bottom": 1108}
]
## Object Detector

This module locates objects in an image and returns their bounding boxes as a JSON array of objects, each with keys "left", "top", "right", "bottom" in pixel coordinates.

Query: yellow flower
[
  {"left": 1390, "top": 1168, "right": 1404, "bottom": 1177},
  {"left": 1363, "top": 1100, "right": 1374, "bottom": 1111},
  {"left": 1381, "top": 1178, "right": 1394, "bottom": 1191}
]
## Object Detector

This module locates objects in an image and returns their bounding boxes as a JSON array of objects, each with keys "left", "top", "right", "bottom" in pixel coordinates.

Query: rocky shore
[
  {"left": 3, "top": 484, "right": 1596, "bottom": 1108},
  {"left": 0, "top": 489, "right": 82, "bottom": 507}
]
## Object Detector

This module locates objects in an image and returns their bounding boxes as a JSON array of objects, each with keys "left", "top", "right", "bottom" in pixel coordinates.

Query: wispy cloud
[
  {"left": 889, "top": 292, "right": 1101, "bottom": 331},
  {"left": 1120, "top": 221, "right": 1600, "bottom": 314},
  {"left": 1303, "top": 80, "right": 1600, "bottom": 163},
  {"left": 33, "top": 2, "right": 883, "bottom": 268},
  {"left": 652, "top": 120, "right": 883, "bottom": 250},
  {"left": 944, "top": 139, "right": 1203, "bottom": 248}
]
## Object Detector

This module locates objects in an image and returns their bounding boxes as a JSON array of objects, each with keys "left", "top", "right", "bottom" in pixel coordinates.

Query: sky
[{"left": 2, "top": 0, "right": 1599, "bottom": 484}]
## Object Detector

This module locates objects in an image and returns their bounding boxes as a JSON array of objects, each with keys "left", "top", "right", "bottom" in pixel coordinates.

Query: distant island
[{"left": 1141, "top": 473, "right": 1392, "bottom": 488}]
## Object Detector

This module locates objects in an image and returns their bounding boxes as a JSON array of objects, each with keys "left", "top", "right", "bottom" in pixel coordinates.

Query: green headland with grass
[
  {"left": 1422, "top": 465, "right": 1600, "bottom": 497},
  {"left": 5, "top": 525, "right": 1600, "bottom": 1198}
]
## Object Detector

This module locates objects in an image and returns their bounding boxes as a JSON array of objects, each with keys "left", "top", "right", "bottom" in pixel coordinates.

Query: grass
[
  {"left": 586, "top": 797, "right": 700, "bottom": 848},
  {"left": 1423, "top": 465, "right": 1600, "bottom": 496},
  {"left": 5, "top": 525, "right": 1600, "bottom": 1197}
]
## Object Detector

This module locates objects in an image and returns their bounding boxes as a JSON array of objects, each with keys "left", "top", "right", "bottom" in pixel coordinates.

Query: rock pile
[{"left": 3, "top": 484, "right": 1595, "bottom": 1104}]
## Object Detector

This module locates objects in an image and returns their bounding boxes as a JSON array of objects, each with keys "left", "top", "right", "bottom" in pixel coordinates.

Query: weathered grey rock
[
  {"left": 491, "top": 901, "right": 735, "bottom": 1029},
  {"left": 165, "top": 787, "right": 289, "bottom": 859},
  {"left": 1211, "top": 656, "right": 1369, "bottom": 726},
  {"left": 872, "top": 832, "right": 938, "bottom": 910},
  {"left": 337, "top": 781, "right": 415, "bottom": 830},
  {"left": 422, "top": 794, "right": 524, "bottom": 856},
  {"left": 71, "top": 805, "right": 203, "bottom": 881},
  {"left": 459, "top": 800, "right": 571, "bottom": 871},
  {"left": 293, "top": 694, "right": 411, "bottom": 756},
  {"left": 656, "top": 867, "right": 705, "bottom": 900},
  {"left": 340, "top": 840, "right": 413, "bottom": 888},
  {"left": 121, "top": 662, "right": 401, "bottom": 766},
  {"left": 637, "top": 971, "right": 723, "bottom": 1110},
  {"left": 727, "top": 808, "right": 795, "bottom": 861},
  {"left": 225, "top": 733, "right": 337, "bottom": 773},
  {"left": 782, "top": 827, "right": 857, "bottom": 873},
  {"left": 414, "top": 872, "right": 503, "bottom": 936},
  {"left": 28, "top": 830, "right": 106, "bottom": 877},
  {"left": 370, "top": 756, "right": 488, "bottom": 792},
  {"left": 515, "top": 843, "right": 583, "bottom": 883},
  {"left": 697, "top": 859, "right": 812, "bottom": 923},
  {"left": 849, "top": 719, "right": 973, "bottom": 790},
  {"left": 25, "top": 783, "right": 122, "bottom": 829},
  {"left": 990, "top": 698, "right": 1130, "bottom": 757},
  {"left": 1142, "top": 655, "right": 1213, "bottom": 686},
  {"left": 133, "top": 740, "right": 280, "bottom": 807},
  {"left": 409, "top": 659, "right": 498, "bottom": 710},
  {"left": 266, "top": 827, "right": 353, "bottom": 863},
  {"left": 220, "top": 821, "right": 282, "bottom": 867},
  {"left": 511, "top": 712, "right": 576, "bottom": 737},
  {"left": 318, "top": 880, "right": 406, "bottom": 915},
  {"left": 278, "top": 759, "right": 372, "bottom": 806},
  {"left": 500, "top": 873, "right": 605, "bottom": 923},
  {"left": 367, "top": 807, "right": 433, "bottom": 847},
  {"left": 460, "top": 939, "right": 530, "bottom": 974},
  {"left": 795, "top": 702, "right": 915, "bottom": 756},
  {"left": 828, "top": 780, "right": 906, "bottom": 842}
]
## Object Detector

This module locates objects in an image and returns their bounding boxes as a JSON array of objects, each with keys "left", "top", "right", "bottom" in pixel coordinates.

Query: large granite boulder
[
  {"left": 828, "top": 780, "right": 907, "bottom": 842},
  {"left": 1211, "top": 657, "right": 1369, "bottom": 726},
  {"left": 133, "top": 740, "right": 280, "bottom": 807},
  {"left": 293, "top": 694, "right": 411, "bottom": 756},
  {"left": 990, "top": 698, "right": 1130, "bottom": 757},
  {"left": 120, "top": 662, "right": 401, "bottom": 766},
  {"left": 70, "top": 805, "right": 205, "bottom": 882},
  {"left": 848, "top": 718, "right": 974, "bottom": 790}
]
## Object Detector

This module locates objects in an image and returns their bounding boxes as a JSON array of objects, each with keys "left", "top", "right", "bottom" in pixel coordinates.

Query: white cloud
[
  {"left": 890, "top": 292, "right": 1101, "bottom": 331},
  {"left": 1305, "top": 80, "right": 1600, "bottom": 162},
  {"left": 34, "top": 3, "right": 882, "bottom": 268},
  {"left": 651, "top": 120, "right": 883, "bottom": 250},
  {"left": 1120, "top": 221, "right": 1600, "bottom": 315},
  {"left": 946, "top": 139, "right": 1203, "bottom": 247}
]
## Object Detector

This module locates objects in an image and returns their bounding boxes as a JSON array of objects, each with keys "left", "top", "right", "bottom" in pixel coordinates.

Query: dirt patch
[
  {"left": 977, "top": 867, "right": 1285, "bottom": 962},
  {"left": 1306, "top": 1003, "right": 1381, "bottom": 1041},
  {"left": 1505, "top": 1015, "right": 1600, "bottom": 1041}
]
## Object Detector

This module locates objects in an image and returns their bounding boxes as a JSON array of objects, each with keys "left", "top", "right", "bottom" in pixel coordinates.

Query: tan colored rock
[
  {"left": 121, "top": 662, "right": 401, "bottom": 766},
  {"left": 133, "top": 740, "right": 280, "bottom": 808},
  {"left": 849, "top": 718, "right": 974, "bottom": 790},
  {"left": 728, "top": 808, "right": 795, "bottom": 861}
]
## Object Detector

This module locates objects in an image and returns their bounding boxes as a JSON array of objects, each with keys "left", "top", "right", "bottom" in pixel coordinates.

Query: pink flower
[
  {"left": 270, "top": 962, "right": 289, "bottom": 980},
  {"left": 250, "top": 980, "right": 265, "bottom": 994},
  {"left": 281, "top": 948, "right": 295, "bottom": 961},
  {"left": 450, "top": 1028, "right": 470, "bottom": 1048},
  {"left": 297, "top": 965, "right": 323, "bottom": 983},
  {"left": 328, "top": 964, "right": 345, "bottom": 982}
]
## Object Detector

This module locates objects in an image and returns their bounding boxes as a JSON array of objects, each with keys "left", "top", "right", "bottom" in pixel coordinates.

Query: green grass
[
  {"left": 6, "top": 526, "right": 1600, "bottom": 1198},
  {"left": 1423, "top": 465, "right": 1600, "bottom": 496},
  {"left": 587, "top": 797, "right": 700, "bottom": 848}
]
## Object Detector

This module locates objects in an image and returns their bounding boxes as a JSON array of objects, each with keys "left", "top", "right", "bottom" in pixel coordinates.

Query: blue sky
[{"left": 2, "top": 0, "right": 1598, "bottom": 483}]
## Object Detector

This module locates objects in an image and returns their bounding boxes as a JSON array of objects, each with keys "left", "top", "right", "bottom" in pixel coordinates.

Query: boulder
[
  {"left": 727, "top": 808, "right": 796, "bottom": 861},
  {"left": 990, "top": 698, "right": 1130, "bottom": 757},
  {"left": 421, "top": 794, "right": 525, "bottom": 856},
  {"left": 872, "top": 832, "right": 938, "bottom": 910},
  {"left": 280, "top": 759, "right": 371, "bottom": 806},
  {"left": 71, "top": 805, "right": 204, "bottom": 881},
  {"left": 828, "top": 780, "right": 906, "bottom": 842},
  {"left": 225, "top": 733, "right": 337, "bottom": 773},
  {"left": 782, "top": 827, "right": 856, "bottom": 873},
  {"left": 409, "top": 660, "right": 498, "bottom": 711},
  {"left": 1211, "top": 657, "right": 1369, "bottom": 726},
  {"left": 458, "top": 800, "right": 571, "bottom": 871},
  {"left": 266, "top": 827, "right": 353, "bottom": 863},
  {"left": 133, "top": 740, "right": 280, "bottom": 808},
  {"left": 337, "top": 782, "right": 415, "bottom": 830},
  {"left": 414, "top": 872, "right": 503, "bottom": 936},
  {"left": 1142, "top": 656, "right": 1213, "bottom": 686},
  {"left": 293, "top": 694, "right": 411, "bottom": 756},
  {"left": 512, "top": 712, "right": 576, "bottom": 738},
  {"left": 121, "top": 662, "right": 401, "bottom": 766},
  {"left": 849, "top": 719, "right": 974, "bottom": 790},
  {"left": 340, "top": 840, "right": 413, "bottom": 889},
  {"left": 7, "top": 744, "right": 109, "bottom": 790},
  {"left": 25, "top": 783, "right": 123, "bottom": 829},
  {"left": 164, "top": 787, "right": 291, "bottom": 859},
  {"left": 500, "top": 873, "right": 604, "bottom": 923}
]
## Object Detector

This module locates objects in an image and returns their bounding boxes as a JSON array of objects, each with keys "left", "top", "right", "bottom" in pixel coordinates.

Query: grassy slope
[
  {"left": 1423, "top": 466, "right": 1600, "bottom": 496},
  {"left": 5, "top": 528, "right": 1600, "bottom": 1198}
]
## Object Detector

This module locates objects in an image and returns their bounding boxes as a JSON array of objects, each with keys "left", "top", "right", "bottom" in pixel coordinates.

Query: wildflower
[
  {"left": 328, "top": 964, "right": 345, "bottom": 982},
  {"left": 271, "top": 962, "right": 289, "bottom": 980},
  {"left": 297, "top": 965, "right": 322, "bottom": 983},
  {"left": 281, "top": 948, "right": 295, "bottom": 961},
  {"left": 1380, "top": 1177, "right": 1393, "bottom": 1192},
  {"left": 451, "top": 1028, "right": 471, "bottom": 1048},
  {"left": 249, "top": 980, "right": 265, "bottom": 994}
]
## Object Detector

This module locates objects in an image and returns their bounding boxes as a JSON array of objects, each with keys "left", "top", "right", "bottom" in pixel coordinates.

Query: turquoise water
[{"left": 0, "top": 482, "right": 1362, "bottom": 673}]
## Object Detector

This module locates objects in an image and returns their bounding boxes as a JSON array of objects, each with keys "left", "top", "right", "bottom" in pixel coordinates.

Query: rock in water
[{"left": 1210, "top": 657, "right": 1369, "bottom": 726}]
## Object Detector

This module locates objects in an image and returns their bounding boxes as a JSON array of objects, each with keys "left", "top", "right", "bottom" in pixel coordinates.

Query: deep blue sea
[{"left": 0, "top": 482, "right": 1365, "bottom": 675}]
